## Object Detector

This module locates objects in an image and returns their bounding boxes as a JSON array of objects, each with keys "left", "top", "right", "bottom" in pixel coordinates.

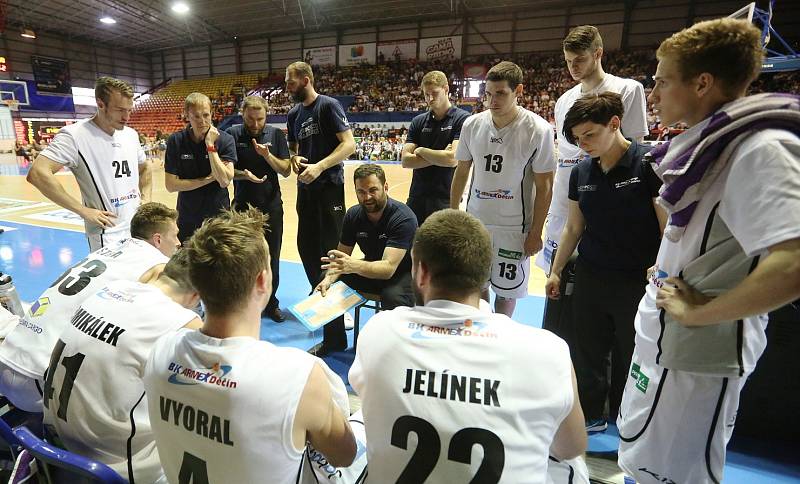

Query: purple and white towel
[{"left": 646, "top": 92, "right": 800, "bottom": 242}]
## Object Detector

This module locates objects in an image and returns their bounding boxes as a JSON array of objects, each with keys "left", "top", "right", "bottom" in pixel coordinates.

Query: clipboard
[{"left": 288, "top": 281, "right": 366, "bottom": 331}]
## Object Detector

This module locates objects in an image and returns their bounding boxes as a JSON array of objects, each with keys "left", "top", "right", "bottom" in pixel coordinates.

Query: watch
[{"left": 206, "top": 145, "right": 217, "bottom": 153}]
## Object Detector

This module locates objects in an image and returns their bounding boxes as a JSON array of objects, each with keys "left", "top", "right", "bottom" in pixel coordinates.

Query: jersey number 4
[
  {"left": 391, "top": 415, "right": 505, "bottom": 482},
  {"left": 112, "top": 160, "right": 132, "bottom": 178},
  {"left": 483, "top": 154, "right": 503, "bottom": 173}
]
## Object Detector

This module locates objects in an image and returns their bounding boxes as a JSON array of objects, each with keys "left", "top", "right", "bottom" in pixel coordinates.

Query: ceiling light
[
  {"left": 21, "top": 29, "right": 36, "bottom": 39},
  {"left": 99, "top": 16, "right": 117, "bottom": 24},
  {"left": 172, "top": 2, "right": 190, "bottom": 14}
]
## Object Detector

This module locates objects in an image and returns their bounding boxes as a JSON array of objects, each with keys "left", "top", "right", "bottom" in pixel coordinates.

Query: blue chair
[{"left": 11, "top": 426, "right": 126, "bottom": 484}]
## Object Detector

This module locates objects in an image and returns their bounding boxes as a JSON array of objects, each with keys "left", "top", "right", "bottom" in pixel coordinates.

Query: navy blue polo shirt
[
  {"left": 340, "top": 198, "right": 418, "bottom": 277},
  {"left": 226, "top": 124, "right": 290, "bottom": 211},
  {"left": 568, "top": 140, "right": 662, "bottom": 272},
  {"left": 406, "top": 106, "right": 470, "bottom": 200},
  {"left": 165, "top": 128, "right": 237, "bottom": 224},
  {"left": 287, "top": 95, "right": 350, "bottom": 187}
]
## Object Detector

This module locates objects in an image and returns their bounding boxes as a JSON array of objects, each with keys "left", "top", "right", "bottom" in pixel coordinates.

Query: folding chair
[{"left": 353, "top": 292, "right": 382, "bottom": 351}]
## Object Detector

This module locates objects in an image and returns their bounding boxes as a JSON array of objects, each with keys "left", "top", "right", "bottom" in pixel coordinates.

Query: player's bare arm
[
  {"left": 526, "top": 170, "right": 554, "bottom": 256},
  {"left": 205, "top": 127, "right": 234, "bottom": 187},
  {"left": 400, "top": 142, "right": 431, "bottom": 169},
  {"left": 252, "top": 138, "right": 292, "bottom": 177},
  {"left": 545, "top": 200, "right": 585, "bottom": 299},
  {"left": 27, "top": 154, "right": 117, "bottom": 228},
  {"left": 324, "top": 246, "right": 406, "bottom": 281},
  {"left": 298, "top": 129, "right": 355, "bottom": 184},
  {"left": 316, "top": 243, "right": 355, "bottom": 296},
  {"left": 550, "top": 366, "right": 588, "bottom": 460},
  {"left": 164, "top": 172, "right": 215, "bottom": 193},
  {"left": 138, "top": 159, "right": 153, "bottom": 203},
  {"left": 450, "top": 159, "right": 473, "bottom": 209},
  {"left": 657, "top": 238, "right": 800, "bottom": 326},
  {"left": 414, "top": 140, "right": 459, "bottom": 167}
]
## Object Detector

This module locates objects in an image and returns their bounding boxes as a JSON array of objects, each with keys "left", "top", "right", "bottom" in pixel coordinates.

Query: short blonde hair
[
  {"left": 241, "top": 95, "right": 269, "bottom": 112},
  {"left": 563, "top": 25, "right": 603, "bottom": 53},
  {"left": 286, "top": 61, "right": 314, "bottom": 84},
  {"left": 184, "top": 92, "right": 211, "bottom": 112},
  {"left": 421, "top": 71, "right": 448, "bottom": 89},
  {"left": 657, "top": 18, "right": 764, "bottom": 96},
  {"left": 95, "top": 76, "right": 134, "bottom": 104}
]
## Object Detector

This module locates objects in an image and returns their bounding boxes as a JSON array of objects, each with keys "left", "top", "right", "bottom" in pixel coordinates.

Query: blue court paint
[{"left": 3, "top": 220, "right": 799, "bottom": 483}]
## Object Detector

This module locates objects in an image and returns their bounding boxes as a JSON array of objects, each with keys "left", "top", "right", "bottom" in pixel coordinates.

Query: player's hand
[
  {"left": 205, "top": 126, "right": 220, "bottom": 145},
  {"left": 80, "top": 208, "right": 117, "bottom": 228},
  {"left": 242, "top": 169, "right": 267, "bottom": 183},
  {"left": 298, "top": 162, "right": 323, "bottom": 184},
  {"left": 291, "top": 155, "right": 308, "bottom": 174},
  {"left": 655, "top": 277, "right": 713, "bottom": 326},
  {"left": 252, "top": 138, "right": 272, "bottom": 160},
  {"left": 545, "top": 273, "right": 561, "bottom": 300},
  {"left": 524, "top": 232, "right": 543, "bottom": 257},
  {"left": 314, "top": 276, "right": 335, "bottom": 297},
  {"left": 321, "top": 250, "right": 356, "bottom": 275}
]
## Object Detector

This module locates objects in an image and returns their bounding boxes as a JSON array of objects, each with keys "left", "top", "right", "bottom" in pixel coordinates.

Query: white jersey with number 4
[
  {"left": 43, "top": 279, "right": 197, "bottom": 483},
  {"left": 455, "top": 108, "right": 556, "bottom": 231},
  {"left": 41, "top": 119, "right": 146, "bottom": 244},
  {"left": 349, "top": 300, "right": 574, "bottom": 483},
  {"left": 144, "top": 329, "right": 351, "bottom": 484},
  {"left": 0, "top": 238, "right": 167, "bottom": 380}
]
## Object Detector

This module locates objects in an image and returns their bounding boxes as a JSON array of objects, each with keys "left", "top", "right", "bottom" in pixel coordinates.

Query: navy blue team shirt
[
  {"left": 406, "top": 106, "right": 470, "bottom": 200},
  {"left": 225, "top": 123, "right": 290, "bottom": 211},
  {"left": 340, "top": 198, "right": 418, "bottom": 277},
  {"left": 287, "top": 95, "right": 350, "bottom": 187}
]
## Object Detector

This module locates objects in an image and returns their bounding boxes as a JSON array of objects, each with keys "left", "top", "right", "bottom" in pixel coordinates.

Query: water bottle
[{"left": 0, "top": 273, "right": 25, "bottom": 317}]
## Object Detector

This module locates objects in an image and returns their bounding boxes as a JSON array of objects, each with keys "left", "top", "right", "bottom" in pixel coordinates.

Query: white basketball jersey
[
  {"left": 42, "top": 280, "right": 197, "bottom": 483},
  {"left": 41, "top": 119, "right": 146, "bottom": 241},
  {"left": 455, "top": 108, "right": 556, "bottom": 230},
  {"left": 551, "top": 74, "right": 648, "bottom": 218},
  {"left": 0, "top": 238, "right": 167, "bottom": 380},
  {"left": 349, "top": 300, "right": 574, "bottom": 483},
  {"left": 143, "top": 329, "right": 350, "bottom": 484}
]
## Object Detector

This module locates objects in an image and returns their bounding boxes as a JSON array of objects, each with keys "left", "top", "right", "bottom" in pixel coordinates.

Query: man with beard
[
  {"left": 226, "top": 96, "right": 292, "bottom": 322},
  {"left": 315, "top": 164, "right": 417, "bottom": 353},
  {"left": 286, "top": 61, "right": 356, "bottom": 354}
]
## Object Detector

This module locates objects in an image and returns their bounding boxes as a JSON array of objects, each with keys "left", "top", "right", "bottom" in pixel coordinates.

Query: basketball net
[{"left": 2, "top": 99, "right": 19, "bottom": 111}]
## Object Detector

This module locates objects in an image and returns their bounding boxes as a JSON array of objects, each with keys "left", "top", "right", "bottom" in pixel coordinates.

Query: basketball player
[
  {"left": 143, "top": 208, "right": 357, "bottom": 483},
  {"left": 26, "top": 77, "right": 150, "bottom": 251},
  {"left": 226, "top": 95, "right": 292, "bottom": 322},
  {"left": 535, "top": 25, "right": 648, "bottom": 274},
  {"left": 0, "top": 202, "right": 180, "bottom": 412},
  {"left": 402, "top": 70, "right": 470, "bottom": 225},
  {"left": 285, "top": 61, "right": 356, "bottom": 350},
  {"left": 450, "top": 61, "right": 556, "bottom": 317},
  {"left": 165, "top": 92, "right": 236, "bottom": 242},
  {"left": 350, "top": 209, "right": 586, "bottom": 482},
  {"left": 42, "top": 249, "right": 201, "bottom": 483},
  {"left": 616, "top": 19, "right": 800, "bottom": 483}
]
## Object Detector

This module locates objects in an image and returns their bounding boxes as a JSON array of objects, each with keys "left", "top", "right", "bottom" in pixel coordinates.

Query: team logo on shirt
[
  {"left": 498, "top": 248, "right": 522, "bottom": 261},
  {"left": 167, "top": 361, "right": 238, "bottom": 389},
  {"left": 96, "top": 287, "right": 135, "bottom": 303},
  {"left": 109, "top": 189, "right": 140, "bottom": 208},
  {"left": 407, "top": 320, "right": 498, "bottom": 340},
  {"left": 577, "top": 184, "right": 597, "bottom": 192},
  {"left": 30, "top": 297, "right": 51, "bottom": 317},
  {"left": 648, "top": 264, "right": 668, "bottom": 288},
  {"left": 490, "top": 136, "right": 503, "bottom": 144},
  {"left": 181, "top": 154, "right": 194, "bottom": 160},
  {"left": 558, "top": 157, "right": 582, "bottom": 169},
  {"left": 474, "top": 188, "right": 513, "bottom": 200},
  {"left": 615, "top": 177, "right": 641, "bottom": 188}
]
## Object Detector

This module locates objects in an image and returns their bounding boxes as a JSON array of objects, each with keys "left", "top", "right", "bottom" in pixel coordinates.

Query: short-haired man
[
  {"left": 285, "top": 61, "right": 356, "bottom": 347},
  {"left": 536, "top": 25, "right": 648, "bottom": 274},
  {"left": 226, "top": 95, "right": 292, "bottom": 322},
  {"left": 401, "top": 70, "right": 470, "bottom": 225},
  {"left": 0, "top": 202, "right": 181, "bottom": 412},
  {"left": 42, "top": 250, "right": 202, "bottom": 483},
  {"left": 617, "top": 19, "right": 800, "bottom": 483},
  {"left": 314, "top": 164, "right": 417, "bottom": 355},
  {"left": 165, "top": 92, "right": 236, "bottom": 242},
  {"left": 349, "top": 209, "right": 587, "bottom": 481},
  {"left": 144, "top": 208, "right": 357, "bottom": 482},
  {"left": 27, "top": 76, "right": 150, "bottom": 251},
  {"left": 450, "top": 61, "right": 556, "bottom": 317}
]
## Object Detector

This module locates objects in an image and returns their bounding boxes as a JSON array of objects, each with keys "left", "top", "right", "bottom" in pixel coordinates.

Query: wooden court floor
[{"left": 0, "top": 155, "right": 548, "bottom": 296}]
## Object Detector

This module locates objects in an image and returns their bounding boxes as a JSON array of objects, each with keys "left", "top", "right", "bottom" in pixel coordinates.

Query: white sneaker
[{"left": 344, "top": 312, "right": 355, "bottom": 330}]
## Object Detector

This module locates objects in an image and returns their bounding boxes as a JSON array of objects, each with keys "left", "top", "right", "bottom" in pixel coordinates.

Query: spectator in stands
[
  {"left": 164, "top": 92, "right": 236, "bottom": 242},
  {"left": 226, "top": 95, "right": 292, "bottom": 322},
  {"left": 285, "top": 61, "right": 356, "bottom": 356}
]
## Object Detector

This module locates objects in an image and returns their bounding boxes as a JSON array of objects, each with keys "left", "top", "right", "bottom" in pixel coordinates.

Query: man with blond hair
[
  {"left": 27, "top": 76, "right": 150, "bottom": 251},
  {"left": 617, "top": 18, "right": 800, "bottom": 483},
  {"left": 401, "top": 70, "right": 470, "bottom": 225},
  {"left": 165, "top": 92, "right": 236, "bottom": 242},
  {"left": 226, "top": 95, "right": 292, "bottom": 322}
]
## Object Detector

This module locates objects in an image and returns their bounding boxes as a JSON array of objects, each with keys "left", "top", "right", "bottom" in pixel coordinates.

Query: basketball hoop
[{"left": 2, "top": 99, "right": 19, "bottom": 111}]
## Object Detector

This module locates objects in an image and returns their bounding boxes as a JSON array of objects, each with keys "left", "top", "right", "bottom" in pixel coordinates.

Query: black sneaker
[
  {"left": 307, "top": 342, "right": 347, "bottom": 357},
  {"left": 263, "top": 307, "right": 286, "bottom": 322}
]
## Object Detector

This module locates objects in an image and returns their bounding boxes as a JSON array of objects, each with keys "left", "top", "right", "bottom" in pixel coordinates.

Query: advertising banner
[
  {"left": 419, "top": 36, "right": 462, "bottom": 62},
  {"left": 338, "top": 43, "right": 376, "bottom": 66},
  {"left": 377, "top": 39, "right": 417, "bottom": 62},
  {"left": 303, "top": 46, "right": 336, "bottom": 66}
]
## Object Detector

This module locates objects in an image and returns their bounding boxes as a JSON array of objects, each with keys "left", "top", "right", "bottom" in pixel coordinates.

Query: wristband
[{"left": 206, "top": 145, "right": 217, "bottom": 153}]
